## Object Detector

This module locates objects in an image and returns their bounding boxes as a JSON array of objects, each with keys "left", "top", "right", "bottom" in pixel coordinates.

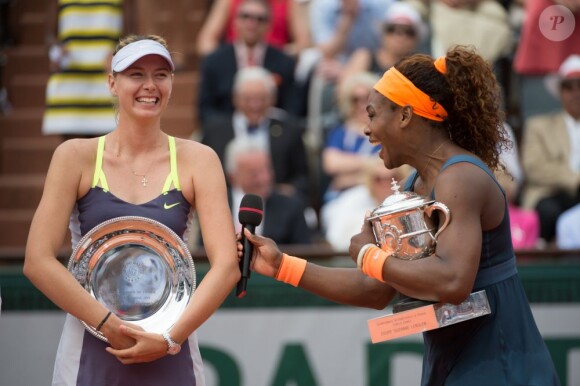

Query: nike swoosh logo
[{"left": 164, "top": 202, "right": 180, "bottom": 209}]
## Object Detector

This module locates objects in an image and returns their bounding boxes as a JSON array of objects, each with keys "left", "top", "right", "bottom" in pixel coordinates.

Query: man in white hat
[{"left": 521, "top": 54, "right": 580, "bottom": 244}]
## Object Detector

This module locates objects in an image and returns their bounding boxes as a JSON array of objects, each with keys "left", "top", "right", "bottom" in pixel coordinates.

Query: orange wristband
[
  {"left": 361, "top": 246, "right": 390, "bottom": 283},
  {"left": 275, "top": 253, "right": 307, "bottom": 287}
]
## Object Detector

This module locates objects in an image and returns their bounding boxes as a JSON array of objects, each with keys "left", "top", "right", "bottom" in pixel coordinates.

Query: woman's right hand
[
  {"left": 237, "top": 229, "right": 283, "bottom": 278},
  {"left": 100, "top": 314, "right": 141, "bottom": 350}
]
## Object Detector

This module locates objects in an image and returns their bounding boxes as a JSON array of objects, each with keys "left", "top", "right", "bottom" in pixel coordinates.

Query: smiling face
[
  {"left": 364, "top": 90, "right": 407, "bottom": 168},
  {"left": 109, "top": 54, "right": 173, "bottom": 122}
]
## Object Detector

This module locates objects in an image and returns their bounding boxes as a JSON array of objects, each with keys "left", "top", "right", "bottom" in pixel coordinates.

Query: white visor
[{"left": 111, "top": 40, "right": 175, "bottom": 72}]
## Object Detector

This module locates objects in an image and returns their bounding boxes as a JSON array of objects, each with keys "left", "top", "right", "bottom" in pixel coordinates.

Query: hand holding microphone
[{"left": 236, "top": 194, "right": 264, "bottom": 298}]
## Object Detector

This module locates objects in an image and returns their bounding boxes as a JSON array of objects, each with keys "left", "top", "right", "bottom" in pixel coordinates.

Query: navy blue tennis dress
[
  {"left": 404, "top": 155, "right": 560, "bottom": 386},
  {"left": 52, "top": 136, "right": 205, "bottom": 386}
]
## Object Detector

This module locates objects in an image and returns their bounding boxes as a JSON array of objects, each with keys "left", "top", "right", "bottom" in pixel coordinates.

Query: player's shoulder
[{"left": 53, "top": 137, "right": 98, "bottom": 163}]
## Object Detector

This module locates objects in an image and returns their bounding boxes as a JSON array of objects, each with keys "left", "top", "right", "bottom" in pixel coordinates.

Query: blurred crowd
[
  {"left": 3, "top": 0, "right": 580, "bottom": 251},
  {"left": 191, "top": 0, "right": 580, "bottom": 252}
]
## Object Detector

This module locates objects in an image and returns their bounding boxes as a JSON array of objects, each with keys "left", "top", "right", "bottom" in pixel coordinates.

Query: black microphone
[{"left": 236, "top": 194, "right": 264, "bottom": 298}]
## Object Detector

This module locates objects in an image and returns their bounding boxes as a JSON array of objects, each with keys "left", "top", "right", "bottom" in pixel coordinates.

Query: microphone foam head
[{"left": 238, "top": 194, "right": 264, "bottom": 226}]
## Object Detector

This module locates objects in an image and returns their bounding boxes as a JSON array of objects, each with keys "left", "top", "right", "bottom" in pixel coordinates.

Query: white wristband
[{"left": 357, "top": 244, "right": 376, "bottom": 270}]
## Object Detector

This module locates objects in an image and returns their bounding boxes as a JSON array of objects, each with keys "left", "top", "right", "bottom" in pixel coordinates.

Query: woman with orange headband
[{"left": 238, "top": 45, "right": 560, "bottom": 385}]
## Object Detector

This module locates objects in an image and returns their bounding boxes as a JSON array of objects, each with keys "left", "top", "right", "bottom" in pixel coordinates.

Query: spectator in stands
[
  {"left": 42, "top": 0, "right": 132, "bottom": 138},
  {"left": 196, "top": 0, "right": 311, "bottom": 58},
  {"left": 305, "top": 0, "right": 393, "bottom": 152},
  {"left": 521, "top": 54, "right": 580, "bottom": 243},
  {"left": 321, "top": 159, "right": 411, "bottom": 251},
  {"left": 407, "top": 0, "right": 513, "bottom": 107},
  {"left": 556, "top": 203, "right": 580, "bottom": 249},
  {"left": 310, "top": 0, "right": 393, "bottom": 62},
  {"left": 499, "top": 122, "right": 524, "bottom": 188},
  {"left": 513, "top": 0, "right": 580, "bottom": 119},
  {"left": 197, "top": 0, "right": 300, "bottom": 124},
  {"left": 201, "top": 66, "right": 310, "bottom": 201},
  {"left": 342, "top": 1, "right": 428, "bottom": 80},
  {"left": 225, "top": 136, "right": 313, "bottom": 244},
  {"left": 321, "top": 71, "right": 380, "bottom": 202},
  {"left": 427, "top": 0, "right": 513, "bottom": 64},
  {"left": 306, "top": 0, "right": 393, "bottom": 88},
  {"left": 496, "top": 123, "right": 540, "bottom": 250},
  {"left": 496, "top": 170, "right": 540, "bottom": 250}
]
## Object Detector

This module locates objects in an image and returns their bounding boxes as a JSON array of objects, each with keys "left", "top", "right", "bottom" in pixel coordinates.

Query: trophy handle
[{"left": 425, "top": 202, "right": 451, "bottom": 240}]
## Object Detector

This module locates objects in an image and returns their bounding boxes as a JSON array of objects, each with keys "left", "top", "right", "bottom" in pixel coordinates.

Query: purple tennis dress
[{"left": 52, "top": 136, "right": 204, "bottom": 386}]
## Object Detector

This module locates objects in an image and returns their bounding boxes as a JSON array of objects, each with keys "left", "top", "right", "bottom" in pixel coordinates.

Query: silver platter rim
[{"left": 67, "top": 216, "right": 196, "bottom": 342}]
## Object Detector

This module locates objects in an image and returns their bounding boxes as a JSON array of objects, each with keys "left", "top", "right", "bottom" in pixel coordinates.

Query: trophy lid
[{"left": 369, "top": 178, "right": 434, "bottom": 219}]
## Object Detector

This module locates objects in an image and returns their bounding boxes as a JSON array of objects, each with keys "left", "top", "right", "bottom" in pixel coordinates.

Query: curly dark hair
[{"left": 395, "top": 45, "right": 510, "bottom": 170}]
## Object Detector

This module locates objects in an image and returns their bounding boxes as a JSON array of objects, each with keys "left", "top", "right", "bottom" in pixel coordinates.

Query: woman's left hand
[{"left": 105, "top": 325, "right": 170, "bottom": 364}]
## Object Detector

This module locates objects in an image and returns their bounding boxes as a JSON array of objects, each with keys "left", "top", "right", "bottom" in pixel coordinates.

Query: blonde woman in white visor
[{"left": 24, "top": 34, "right": 240, "bottom": 385}]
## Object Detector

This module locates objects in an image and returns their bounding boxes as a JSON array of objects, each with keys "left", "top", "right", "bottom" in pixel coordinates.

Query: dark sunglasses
[
  {"left": 384, "top": 24, "right": 416, "bottom": 38},
  {"left": 238, "top": 11, "right": 269, "bottom": 23},
  {"left": 561, "top": 79, "right": 580, "bottom": 91}
]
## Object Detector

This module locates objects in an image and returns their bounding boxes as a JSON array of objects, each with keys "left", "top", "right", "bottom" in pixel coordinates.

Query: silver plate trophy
[{"left": 68, "top": 216, "right": 196, "bottom": 342}]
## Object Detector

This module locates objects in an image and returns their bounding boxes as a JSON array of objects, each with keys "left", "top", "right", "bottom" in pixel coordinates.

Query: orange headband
[
  {"left": 434, "top": 56, "right": 446, "bottom": 74},
  {"left": 374, "top": 67, "right": 448, "bottom": 122}
]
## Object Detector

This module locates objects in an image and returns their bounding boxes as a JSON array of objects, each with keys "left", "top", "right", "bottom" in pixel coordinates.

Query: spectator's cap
[
  {"left": 111, "top": 39, "right": 175, "bottom": 73},
  {"left": 383, "top": 2, "right": 428, "bottom": 42},
  {"left": 545, "top": 54, "right": 580, "bottom": 98}
]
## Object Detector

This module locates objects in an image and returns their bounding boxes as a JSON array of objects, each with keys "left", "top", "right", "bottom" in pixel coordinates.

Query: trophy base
[
  {"left": 368, "top": 290, "right": 491, "bottom": 343},
  {"left": 392, "top": 294, "right": 434, "bottom": 313}
]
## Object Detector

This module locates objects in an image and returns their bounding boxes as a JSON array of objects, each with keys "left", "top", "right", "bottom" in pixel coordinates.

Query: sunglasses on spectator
[
  {"left": 561, "top": 79, "right": 580, "bottom": 91},
  {"left": 384, "top": 24, "right": 416, "bottom": 38},
  {"left": 238, "top": 11, "right": 269, "bottom": 23}
]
